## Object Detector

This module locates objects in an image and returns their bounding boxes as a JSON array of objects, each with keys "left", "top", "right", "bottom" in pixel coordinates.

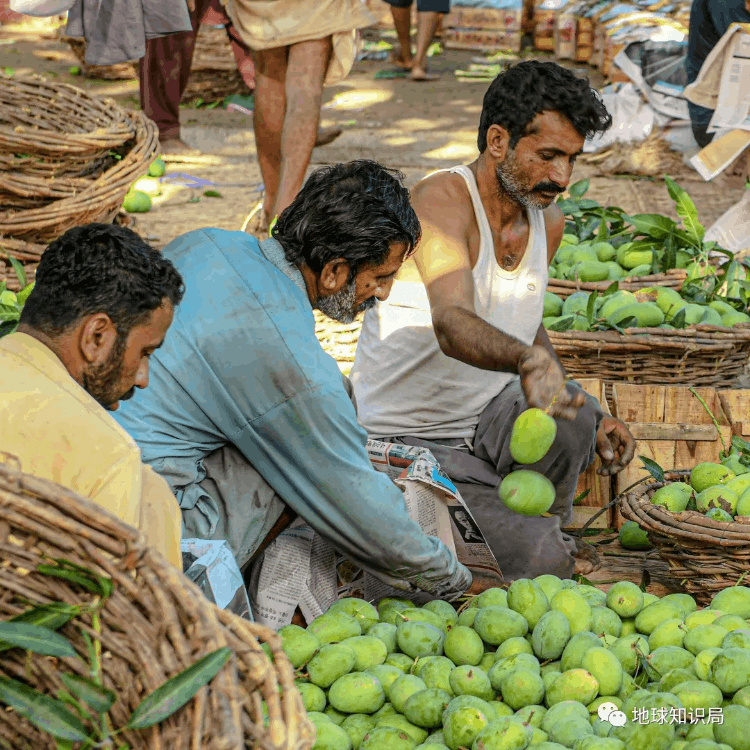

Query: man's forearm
[
  {"left": 433, "top": 305, "right": 532, "bottom": 372},
  {"left": 534, "top": 324, "right": 566, "bottom": 375}
]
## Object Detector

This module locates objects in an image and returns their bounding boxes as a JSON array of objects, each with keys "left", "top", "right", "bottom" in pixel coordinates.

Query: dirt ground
[{"left": 2, "top": 18, "right": 746, "bottom": 249}]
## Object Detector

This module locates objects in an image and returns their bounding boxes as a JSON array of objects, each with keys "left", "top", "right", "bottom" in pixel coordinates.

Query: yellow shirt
[{"left": 0, "top": 332, "right": 182, "bottom": 568}]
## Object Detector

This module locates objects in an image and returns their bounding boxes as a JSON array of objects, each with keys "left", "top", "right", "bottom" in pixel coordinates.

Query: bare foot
[
  {"left": 315, "top": 126, "right": 343, "bottom": 147},
  {"left": 160, "top": 138, "right": 201, "bottom": 155},
  {"left": 573, "top": 538, "right": 602, "bottom": 576},
  {"left": 389, "top": 48, "right": 414, "bottom": 70},
  {"left": 410, "top": 66, "right": 440, "bottom": 81}
]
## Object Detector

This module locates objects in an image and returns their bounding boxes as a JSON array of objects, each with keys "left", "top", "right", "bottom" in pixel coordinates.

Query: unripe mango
[
  {"left": 551, "top": 589, "right": 593, "bottom": 635},
  {"left": 606, "top": 262, "right": 625, "bottom": 280},
  {"left": 499, "top": 470, "right": 555, "bottom": 516},
  {"left": 578, "top": 260, "right": 610, "bottom": 282},
  {"left": 474, "top": 606, "right": 529, "bottom": 645},
  {"left": 509, "top": 410, "right": 557, "bottom": 465},
  {"left": 544, "top": 291, "right": 564, "bottom": 318},
  {"left": 443, "top": 626, "right": 483, "bottom": 667},
  {"left": 593, "top": 242, "right": 616, "bottom": 262},
  {"left": 329, "top": 672, "right": 386, "bottom": 714},
  {"left": 608, "top": 302, "right": 664, "bottom": 328},
  {"left": 617, "top": 245, "right": 653, "bottom": 269},
  {"left": 507, "top": 578, "right": 551, "bottom": 629},
  {"left": 625, "top": 263, "right": 653, "bottom": 278},
  {"left": 690, "top": 463, "right": 734, "bottom": 493}
]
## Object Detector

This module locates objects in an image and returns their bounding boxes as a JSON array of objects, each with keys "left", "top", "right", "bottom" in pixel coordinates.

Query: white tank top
[{"left": 350, "top": 165, "right": 549, "bottom": 440}]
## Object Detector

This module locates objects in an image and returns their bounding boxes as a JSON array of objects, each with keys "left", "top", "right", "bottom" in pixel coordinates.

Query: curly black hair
[
  {"left": 272, "top": 160, "right": 420, "bottom": 279},
  {"left": 20, "top": 223, "right": 184, "bottom": 338},
  {"left": 477, "top": 60, "right": 612, "bottom": 153}
]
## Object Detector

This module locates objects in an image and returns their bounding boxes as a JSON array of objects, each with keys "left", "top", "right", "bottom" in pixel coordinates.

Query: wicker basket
[
  {"left": 0, "top": 105, "right": 158, "bottom": 243},
  {"left": 547, "top": 269, "right": 687, "bottom": 299},
  {"left": 621, "top": 470, "right": 750, "bottom": 605},
  {"left": 0, "top": 456, "right": 314, "bottom": 750},
  {"left": 547, "top": 323, "right": 750, "bottom": 386}
]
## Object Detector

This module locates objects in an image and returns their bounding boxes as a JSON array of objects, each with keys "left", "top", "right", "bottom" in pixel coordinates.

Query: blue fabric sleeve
[{"left": 234, "top": 383, "right": 473, "bottom": 600}]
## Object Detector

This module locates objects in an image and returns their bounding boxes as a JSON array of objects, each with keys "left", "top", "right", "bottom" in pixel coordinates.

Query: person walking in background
[
  {"left": 139, "top": 0, "right": 256, "bottom": 155},
  {"left": 387, "top": 0, "right": 450, "bottom": 81},
  {"left": 225, "top": 0, "right": 375, "bottom": 234}
]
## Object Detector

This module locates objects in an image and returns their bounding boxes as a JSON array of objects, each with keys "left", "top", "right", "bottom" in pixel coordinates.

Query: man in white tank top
[{"left": 351, "top": 61, "right": 637, "bottom": 581}]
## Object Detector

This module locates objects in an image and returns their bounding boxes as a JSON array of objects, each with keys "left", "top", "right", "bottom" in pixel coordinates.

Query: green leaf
[
  {"left": 0, "top": 677, "right": 89, "bottom": 741},
  {"left": 573, "top": 489, "right": 591, "bottom": 506},
  {"left": 0, "top": 622, "right": 76, "bottom": 657},
  {"left": 36, "top": 566, "right": 103, "bottom": 594},
  {"left": 573, "top": 573, "right": 595, "bottom": 586},
  {"left": 670, "top": 308, "right": 687, "bottom": 329},
  {"left": 0, "top": 603, "right": 80, "bottom": 651},
  {"left": 205, "top": 101, "right": 221, "bottom": 110},
  {"left": 547, "top": 316, "right": 576, "bottom": 332},
  {"left": 662, "top": 230, "right": 677, "bottom": 273},
  {"left": 617, "top": 316, "right": 638, "bottom": 329},
  {"left": 628, "top": 214, "right": 678, "bottom": 240},
  {"left": 60, "top": 674, "right": 116, "bottom": 714},
  {"left": 203, "top": 190, "right": 223, "bottom": 198},
  {"left": 597, "top": 210, "right": 610, "bottom": 241},
  {"left": 732, "top": 435, "right": 750, "bottom": 455},
  {"left": 187, "top": 196, "right": 201, "bottom": 203},
  {"left": 586, "top": 291, "right": 599, "bottom": 325},
  {"left": 3, "top": 67, "right": 14, "bottom": 77},
  {"left": 16, "top": 282, "right": 34, "bottom": 306},
  {"left": 568, "top": 178, "right": 590, "bottom": 199},
  {"left": 127, "top": 647, "right": 232, "bottom": 729},
  {"left": 664, "top": 175, "right": 704, "bottom": 243},
  {"left": 639, "top": 457, "right": 664, "bottom": 482},
  {"left": 602, "top": 281, "right": 620, "bottom": 297},
  {"left": 3, "top": 252, "right": 27, "bottom": 288},
  {"left": 55, "top": 741, "right": 75, "bottom": 750}
]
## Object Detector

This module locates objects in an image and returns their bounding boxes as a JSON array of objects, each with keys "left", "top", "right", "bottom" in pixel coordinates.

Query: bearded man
[
  {"left": 0, "top": 224, "right": 185, "bottom": 567},
  {"left": 350, "top": 62, "right": 637, "bottom": 581},
  {"left": 114, "top": 160, "right": 475, "bottom": 601}
]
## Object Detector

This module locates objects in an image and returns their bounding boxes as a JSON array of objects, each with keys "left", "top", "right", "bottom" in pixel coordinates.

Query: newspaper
[
  {"left": 247, "top": 440, "right": 502, "bottom": 629},
  {"left": 182, "top": 538, "right": 252, "bottom": 620}
]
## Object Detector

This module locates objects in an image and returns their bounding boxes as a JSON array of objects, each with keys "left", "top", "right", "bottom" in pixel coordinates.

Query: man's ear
[
  {"left": 486, "top": 123, "right": 512, "bottom": 162},
  {"left": 319, "top": 258, "right": 351, "bottom": 294},
  {"left": 78, "top": 313, "right": 118, "bottom": 365}
]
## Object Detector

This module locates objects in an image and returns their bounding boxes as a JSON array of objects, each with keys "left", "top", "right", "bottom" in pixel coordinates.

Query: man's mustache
[{"left": 534, "top": 182, "right": 564, "bottom": 194}]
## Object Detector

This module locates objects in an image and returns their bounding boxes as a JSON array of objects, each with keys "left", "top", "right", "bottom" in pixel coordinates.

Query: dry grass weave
[
  {"left": 0, "top": 455, "right": 314, "bottom": 750},
  {"left": 548, "top": 269, "right": 687, "bottom": 299},
  {"left": 0, "top": 77, "right": 158, "bottom": 242},
  {"left": 546, "top": 323, "right": 750, "bottom": 386},
  {"left": 621, "top": 471, "right": 750, "bottom": 605}
]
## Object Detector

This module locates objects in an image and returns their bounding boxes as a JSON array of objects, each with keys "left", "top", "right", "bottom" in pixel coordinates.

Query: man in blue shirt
[
  {"left": 686, "top": 0, "right": 750, "bottom": 147},
  {"left": 115, "top": 160, "right": 486, "bottom": 599}
]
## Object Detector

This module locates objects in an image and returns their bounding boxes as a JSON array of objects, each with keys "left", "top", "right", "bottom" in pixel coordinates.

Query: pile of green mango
[
  {"left": 648, "top": 451, "right": 750, "bottom": 524},
  {"left": 275, "top": 578, "right": 750, "bottom": 750},
  {"left": 549, "top": 234, "right": 687, "bottom": 284},
  {"left": 543, "top": 285, "right": 750, "bottom": 334}
]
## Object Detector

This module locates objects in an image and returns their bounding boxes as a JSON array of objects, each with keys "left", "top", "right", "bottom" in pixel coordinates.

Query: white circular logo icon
[
  {"left": 608, "top": 710, "right": 627, "bottom": 727},
  {"left": 597, "top": 702, "right": 619, "bottom": 722}
]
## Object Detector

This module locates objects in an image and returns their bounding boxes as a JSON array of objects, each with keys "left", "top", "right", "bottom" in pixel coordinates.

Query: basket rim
[
  {"left": 546, "top": 323, "right": 750, "bottom": 345},
  {"left": 622, "top": 471, "right": 750, "bottom": 546},
  {"left": 548, "top": 268, "right": 687, "bottom": 291}
]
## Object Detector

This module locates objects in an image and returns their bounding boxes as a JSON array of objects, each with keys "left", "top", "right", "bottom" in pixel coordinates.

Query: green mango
[
  {"left": 626, "top": 263, "right": 653, "bottom": 278},
  {"left": 403, "top": 688, "right": 452, "bottom": 729},
  {"left": 578, "top": 260, "right": 610, "bottom": 282},
  {"left": 606, "top": 581, "right": 645, "bottom": 619},
  {"left": 361, "top": 726, "right": 418, "bottom": 750},
  {"left": 619, "top": 521, "right": 652, "bottom": 550},
  {"left": 551, "top": 589, "right": 594, "bottom": 635},
  {"left": 507, "top": 578, "right": 551, "bottom": 629},
  {"left": 594, "top": 242, "right": 617, "bottom": 262},
  {"left": 444, "top": 626, "right": 483, "bottom": 667},
  {"left": 329, "top": 672, "right": 386, "bottom": 714},
  {"left": 608, "top": 302, "right": 665, "bottom": 328}
]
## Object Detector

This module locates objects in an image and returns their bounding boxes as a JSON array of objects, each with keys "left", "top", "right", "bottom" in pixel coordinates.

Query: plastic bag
[{"left": 10, "top": 0, "right": 74, "bottom": 16}]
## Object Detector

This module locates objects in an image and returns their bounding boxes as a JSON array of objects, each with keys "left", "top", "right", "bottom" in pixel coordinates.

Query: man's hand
[
  {"left": 186, "top": 0, "right": 195, "bottom": 13},
  {"left": 518, "top": 346, "right": 585, "bottom": 420},
  {"left": 596, "top": 416, "right": 637, "bottom": 476}
]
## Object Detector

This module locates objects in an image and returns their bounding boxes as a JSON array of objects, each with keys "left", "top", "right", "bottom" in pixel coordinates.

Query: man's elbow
[{"left": 432, "top": 309, "right": 459, "bottom": 358}]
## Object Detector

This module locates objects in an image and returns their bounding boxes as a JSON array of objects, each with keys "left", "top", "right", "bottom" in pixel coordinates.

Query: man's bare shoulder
[{"left": 411, "top": 170, "right": 473, "bottom": 217}]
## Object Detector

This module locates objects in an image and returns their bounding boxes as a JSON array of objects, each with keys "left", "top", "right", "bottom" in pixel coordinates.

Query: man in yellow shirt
[{"left": 0, "top": 223, "right": 185, "bottom": 568}]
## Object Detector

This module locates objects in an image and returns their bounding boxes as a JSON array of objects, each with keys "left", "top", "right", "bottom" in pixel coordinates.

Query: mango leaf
[
  {"left": 664, "top": 175, "right": 704, "bottom": 244},
  {"left": 617, "top": 316, "right": 638, "bottom": 329},
  {"left": 60, "top": 674, "right": 116, "bottom": 714},
  {"left": 0, "top": 677, "right": 90, "bottom": 741},
  {"left": 628, "top": 214, "right": 677, "bottom": 240},
  {"left": 0, "top": 622, "right": 76, "bottom": 657},
  {"left": 662, "top": 230, "right": 677, "bottom": 273},
  {"left": 547, "top": 316, "right": 576, "bottom": 332},
  {"left": 670, "top": 308, "right": 687, "bottom": 329},
  {"left": 127, "top": 647, "right": 232, "bottom": 729},
  {"left": 36, "top": 566, "right": 103, "bottom": 595},
  {"left": 3, "top": 252, "right": 27, "bottom": 288},
  {"left": 597, "top": 211, "right": 610, "bottom": 241},
  {"left": 568, "top": 178, "right": 590, "bottom": 199},
  {"left": 555, "top": 198, "right": 581, "bottom": 215},
  {"left": 203, "top": 190, "right": 223, "bottom": 198},
  {"left": 602, "top": 281, "right": 619, "bottom": 297},
  {"left": 732, "top": 435, "right": 750, "bottom": 456},
  {"left": 573, "top": 573, "right": 595, "bottom": 586},
  {"left": 0, "top": 604, "right": 80, "bottom": 652},
  {"left": 639, "top": 457, "right": 664, "bottom": 482},
  {"left": 55, "top": 741, "right": 75, "bottom": 750},
  {"left": 573, "top": 489, "right": 591, "bottom": 506},
  {"left": 586, "top": 291, "right": 599, "bottom": 325}
]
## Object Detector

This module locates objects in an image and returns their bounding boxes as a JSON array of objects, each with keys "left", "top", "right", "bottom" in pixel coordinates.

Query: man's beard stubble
[
  {"left": 81, "top": 334, "right": 135, "bottom": 409},
  {"left": 495, "top": 149, "right": 564, "bottom": 210},
  {"left": 314, "top": 277, "right": 377, "bottom": 324}
]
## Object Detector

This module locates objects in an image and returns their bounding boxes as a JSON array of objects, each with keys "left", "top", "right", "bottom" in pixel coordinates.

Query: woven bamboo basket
[
  {"left": 547, "top": 323, "right": 750, "bottom": 386},
  {"left": 0, "top": 107, "right": 158, "bottom": 243},
  {"left": 0, "top": 456, "right": 315, "bottom": 750},
  {"left": 621, "top": 470, "right": 750, "bottom": 605},
  {"left": 547, "top": 269, "right": 687, "bottom": 299},
  {"left": 0, "top": 237, "right": 43, "bottom": 290}
]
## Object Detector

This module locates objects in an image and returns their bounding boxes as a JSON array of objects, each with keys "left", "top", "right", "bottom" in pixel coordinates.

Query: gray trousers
[{"left": 386, "top": 379, "right": 603, "bottom": 581}]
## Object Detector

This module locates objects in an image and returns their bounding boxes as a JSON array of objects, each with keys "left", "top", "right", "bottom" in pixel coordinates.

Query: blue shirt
[{"left": 114, "top": 228, "right": 471, "bottom": 599}]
